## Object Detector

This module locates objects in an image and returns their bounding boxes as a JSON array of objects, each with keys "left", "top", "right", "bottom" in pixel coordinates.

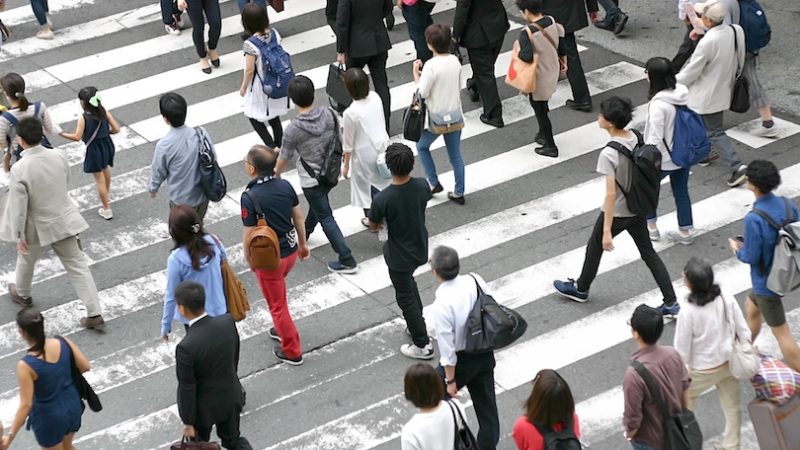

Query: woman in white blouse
[
  {"left": 341, "top": 68, "right": 391, "bottom": 229},
  {"left": 674, "top": 257, "right": 751, "bottom": 450},
  {"left": 401, "top": 363, "right": 468, "bottom": 450}
]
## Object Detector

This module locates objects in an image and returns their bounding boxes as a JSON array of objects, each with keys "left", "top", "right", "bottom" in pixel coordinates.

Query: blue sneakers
[
  {"left": 553, "top": 278, "right": 589, "bottom": 303},
  {"left": 656, "top": 302, "right": 681, "bottom": 318}
]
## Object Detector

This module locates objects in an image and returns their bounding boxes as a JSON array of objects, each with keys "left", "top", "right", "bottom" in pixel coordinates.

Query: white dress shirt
[
  {"left": 188, "top": 313, "right": 208, "bottom": 328},
  {"left": 431, "top": 273, "right": 491, "bottom": 366}
]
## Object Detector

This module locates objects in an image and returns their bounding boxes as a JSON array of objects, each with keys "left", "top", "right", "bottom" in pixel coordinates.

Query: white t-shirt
[{"left": 401, "top": 400, "right": 468, "bottom": 450}]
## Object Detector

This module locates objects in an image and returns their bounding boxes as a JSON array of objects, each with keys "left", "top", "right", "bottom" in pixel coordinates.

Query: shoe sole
[
  {"left": 402, "top": 351, "right": 435, "bottom": 360},
  {"left": 327, "top": 266, "right": 358, "bottom": 274},
  {"left": 727, "top": 175, "right": 747, "bottom": 187},
  {"left": 268, "top": 332, "right": 282, "bottom": 343},
  {"left": 276, "top": 356, "right": 303, "bottom": 365},
  {"left": 696, "top": 161, "right": 710, "bottom": 167},
  {"left": 556, "top": 290, "right": 589, "bottom": 303}
]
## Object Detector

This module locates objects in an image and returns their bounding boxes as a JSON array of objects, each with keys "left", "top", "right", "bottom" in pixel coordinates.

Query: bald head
[{"left": 247, "top": 145, "right": 278, "bottom": 176}]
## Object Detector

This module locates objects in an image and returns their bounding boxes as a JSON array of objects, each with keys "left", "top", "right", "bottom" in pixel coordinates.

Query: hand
[
  {"left": 589, "top": 11, "right": 599, "bottom": 22},
  {"left": 298, "top": 244, "right": 311, "bottom": 261},
  {"left": 728, "top": 238, "right": 743, "bottom": 254},
  {"left": 149, "top": 191, "right": 157, "bottom": 199},
  {"left": 336, "top": 53, "right": 346, "bottom": 65},
  {"left": 16, "top": 239, "right": 28, "bottom": 256},
  {"left": 182, "top": 425, "right": 196, "bottom": 438},
  {"left": 177, "top": 0, "right": 188, "bottom": 11},
  {"left": 342, "top": 164, "right": 349, "bottom": 179},
  {"left": 162, "top": 334, "right": 170, "bottom": 342},
  {"left": 689, "top": 29, "right": 702, "bottom": 40},
  {"left": 1, "top": 434, "right": 10, "bottom": 450},
  {"left": 413, "top": 59, "right": 422, "bottom": 73},
  {"left": 602, "top": 231, "right": 614, "bottom": 251},
  {"left": 447, "top": 382, "right": 459, "bottom": 398},
  {"left": 559, "top": 60, "right": 568, "bottom": 76}
]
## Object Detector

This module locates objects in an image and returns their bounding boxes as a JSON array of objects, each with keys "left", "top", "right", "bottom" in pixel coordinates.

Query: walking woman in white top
[
  {"left": 341, "top": 68, "right": 391, "bottom": 229},
  {"left": 674, "top": 257, "right": 751, "bottom": 450},
  {"left": 401, "top": 363, "right": 468, "bottom": 450}
]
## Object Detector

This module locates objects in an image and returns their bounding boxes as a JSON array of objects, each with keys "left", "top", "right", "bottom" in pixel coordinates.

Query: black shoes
[
  {"left": 728, "top": 165, "right": 748, "bottom": 188},
  {"left": 480, "top": 114, "right": 504, "bottom": 128},
  {"left": 431, "top": 183, "right": 444, "bottom": 194},
  {"left": 614, "top": 13, "right": 629, "bottom": 35},
  {"left": 594, "top": 20, "right": 614, "bottom": 31},
  {"left": 274, "top": 346, "right": 303, "bottom": 365},
  {"left": 268, "top": 327, "right": 282, "bottom": 343},
  {"left": 8, "top": 283, "right": 32, "bottom": 307},
  {"left": 565, "top": 99, "right": 593, "bottom": 112},
  {"left": 535, "top": 146, "right": 559, "bottom": 158},
  {"left": 447, "top": 192, "right": 465, "bottom": 205},
  {"left": 466, "top": 82, "right": 480, "bottom": 103}
]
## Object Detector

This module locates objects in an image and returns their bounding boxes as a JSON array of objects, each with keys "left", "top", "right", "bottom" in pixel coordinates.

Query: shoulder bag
[
  {"left": 730, "top": 25, "right": 750, "bottom": 113},
  {"left": 505, "top": 21, "right": 558, "bottom": 94},
  {"left": 463, "top": 274, "right": 527, "bottom": 353},
  {"left": 299, "top": 108, "right": 343, "bottom": 188},
  {"left": 445, "top": 399, "right": 478, "bottom": 450},
  {"left": 210, "top": 235, "right": 251, "bottom": 321},
  {"left": 402, "top": 90, "right": 426, "bottom": 142},
  {"left": 56, "top": 336, "right": 102, "bottom": 413},
  {"left": 721, "top": 293, "right": 760, "bottom": 380},
  {"left": 326, "top": 63, "right": 352, "bottom": 114}
]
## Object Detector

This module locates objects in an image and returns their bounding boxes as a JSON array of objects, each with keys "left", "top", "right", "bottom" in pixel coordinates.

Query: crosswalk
[{"left": 1, "top": 0, "right": 799, "bottom": 449}]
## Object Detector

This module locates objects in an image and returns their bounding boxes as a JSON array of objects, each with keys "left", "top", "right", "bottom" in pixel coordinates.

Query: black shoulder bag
[
  {"left": 300, "top": 108, "right": 343, "bottom": 188},
  {"left": 446, "top": 399, "right": 478, "bottom": 450},
  {"left": 57, "top": 336, "right": 102, "bottom": 412},
  {"left": 730, "top": 25, "right": 750, "bottom": 113}
]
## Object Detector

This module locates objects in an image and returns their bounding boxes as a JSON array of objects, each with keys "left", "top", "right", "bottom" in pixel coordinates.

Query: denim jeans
[
  {"left": 416, "top": 129, "right": 465, "bottom": 196},
  {"left": 30, "top": 0, "right": 49, "bottom": 26},
  {"left": 646, "top": 167, "right": 693, "bottom": 230},
  {"left": 598, "top": 0, "right": 621, "bottom": 23},
  {"left": 160, "top": 0, "right": 180, "bottom": 25},
  {"left": 302, "top": 185, "right": 357, "bottom": 267},
  {"left": 237, "top": 0, "right": 267, "bottom": 11},
  {"left": 402, "top": 1, "right": 434, "bottom": 62},
  {"left": 701, "top": 112, "right": 743, "bottom": 172},
  {"left": 631, "top": 442, "right": 656, "bottom": 450}
]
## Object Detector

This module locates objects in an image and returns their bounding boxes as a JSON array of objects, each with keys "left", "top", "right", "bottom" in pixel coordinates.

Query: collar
[
  {"left": 19, "top": 145, "right": 45, "bottom": 155},
  {"left": 246, "top": 175, "right": 275, "bottom": 190},
  {"left": 188, "top": 313, "right": 208, "bottom": 327},
  {"left": 630, "top": 344, "right": 658, "bottom": 360},
  {"left": 754, "top": 192, "right": 776, "bottom": 206}
]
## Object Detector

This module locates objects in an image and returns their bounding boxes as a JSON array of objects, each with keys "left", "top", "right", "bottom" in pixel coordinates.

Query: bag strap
[
  {"left": 55, "top": 335, "right": 79, "bottom": 375},
  {"left": 445, "top": 399, "right": 461, "bottom": 435},
  {"left": 630, "top": 360, "right": 672, "bottom": 422},
  {"left": 1, "top": 110, "right": 16, "bottom": 125},
  {"left": 34, "top": 101, "right": 42, "bottom": 119},
  {"left": 243, "top": 191, "right": 269, "bottom": 227},
  {"left": 529, "top": 19, "right": 558, "bottom": 52},
  {"left": 299, "top": 108, "right": 340, "bottom": 180},
  {"left": 447, "top": 399, "right": 469, "bottom": 430},
  {"left": 751, "top": 208, "right": 782, "bottom": 231},
  {"left": 467, "top": 273, "right": 485, "bottom": 298},
  {"left": 83, "top": 115, "right": 103, "bottom": 149},
  {"left": 731, "top": 25, "right": 743, "bottom": 78}
]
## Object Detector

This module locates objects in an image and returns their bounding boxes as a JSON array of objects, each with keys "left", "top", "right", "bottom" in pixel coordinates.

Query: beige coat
[
  {"left": 530, "top": 20, "right": 565, "bottom": 102},
  {"left": 0, "top": 145, "right": 88, "bottom": 246}
]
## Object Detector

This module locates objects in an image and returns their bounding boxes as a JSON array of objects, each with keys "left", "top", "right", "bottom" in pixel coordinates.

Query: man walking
[
  {"left": 453, "top": 0, "right": 509, "bottom": 128},
  {"left": 275, "top": 75, "right": 358, "bottom": 274},
  {"left": 174, "top": 281, "right": 252, "bottom": 450},
  {"left": 2, "top": 117, "right": 105, "bottom": 329}
]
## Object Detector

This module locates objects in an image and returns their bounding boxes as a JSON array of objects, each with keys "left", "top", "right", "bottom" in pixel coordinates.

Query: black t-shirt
[
  {"left": 240, "top": 176, "right": 299, "bottom": 258},
  {"left": 368, "top": 177, "right": 432, "bottom": 271}
]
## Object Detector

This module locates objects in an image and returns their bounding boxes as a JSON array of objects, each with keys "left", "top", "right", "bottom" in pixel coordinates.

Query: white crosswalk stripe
[{"left": 0, "top": 1, "right": 797, "bottom": 449}]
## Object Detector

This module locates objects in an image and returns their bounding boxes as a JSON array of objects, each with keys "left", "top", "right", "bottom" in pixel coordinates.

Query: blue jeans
[
  {"left": 646, "top": 167, "right": 693, "bottom": 230},
  {"left": 416, "top": 129, "right": 465, "bottom": 196},
  {"left": 160, "top": 0, "right": 180, "bottom": 25},
  {"left": 30, "top": 0, "right": 49, "bottom": 26},
  {"left": 631, "top": 441, "right": 656, "bottom": 450},
  {"left": 598, "top": 0, "right": 621, "bottom": 23},
  {"left": 402, "top": 1, "right": 434, "bottom": 62},
  {"left": 237, "top": 0, "right": 268, "bottom": 11},
  {"left": 302, "top": 185, "right": 357, "bottom": 267}
]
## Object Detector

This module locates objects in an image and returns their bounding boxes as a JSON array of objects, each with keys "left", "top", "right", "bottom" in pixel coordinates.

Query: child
[{"left": 60, "top": 87, "right": 120, "bottom": 220}]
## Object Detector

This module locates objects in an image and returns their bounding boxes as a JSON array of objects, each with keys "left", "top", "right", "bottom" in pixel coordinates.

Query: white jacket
[
  {"left": 676, "top": 24, "right": 745, "bottom": 115},
  {"left": 644, "top": 84, "right": 689, "bottom": 172}
]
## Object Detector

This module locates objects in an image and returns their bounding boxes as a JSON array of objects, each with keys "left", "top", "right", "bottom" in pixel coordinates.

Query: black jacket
[
  {"left": 452, "top": 0, "right": 510, "bottom": 48},
  {"left": 176, "top": 314, "right": 243, "bottom": 427},
  {"left": 541, "top": 0, "right": 599, "bottom": 34},
  {"left": 336, "top": 0, "right": 392, "bottom": 58}
]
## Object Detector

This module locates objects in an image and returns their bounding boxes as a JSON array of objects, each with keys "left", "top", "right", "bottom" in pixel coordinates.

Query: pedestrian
[
  {"left": 29, "top": 0, "right": 53, "bottom": 39},
  {"left": 673, "top": 257, "right": 750, "bottom": 450},
  {"left": 161, "top": 205, "right": 228, "bottom": 341},
  {"left": 730, "top": 160, "right": 800, "bottom": 372},
  {"left": 161, "top": 0, "right": 184, "bottom": 35},
  {"left": 401, "top": 362, "right": 469, "bottom": 450},
  {"left": 0, "top": 0, "right": 10, "bottom": 49},
  {"left": 512, "top": 369, "right": 581, "bottom": 450},
  {"left": 675, "top": 1, "right": 747, "bottom": 187},
  {"left": 341, "top": 68, "right": 391, "bottom": 227},
  {"left": 671, "top": 0, "right": 740, "bottom": 72},
  {"left": 553, "top": 97, "right": 678, "bottom": 317},
  {"left": 593, "top": 0, "right": 629, "bottom": 35},
  {"left": 177, "top": 0, "right": 222, "bottom": 74},
  {"left": 623, "top": 304, "right": 691, "bottom": 450},
  {"left": 327, "top": 0, "right": 395, "bottom": 38},
  {"left": 59, "top": 87, "right": 121, "bottom": 221},
  {"left": 174, "top": 282, "right": 252, "bottom": 450},
  {"left": 0, "top": 73, "right": 61, "bottom": 174},
  {"left": 541, "top": 0, "right": 598, "bottom": 112},
  {"left": 1, "top": 309, "right": 88, "bottom": 450},
  {"left": 237, "top": 0, "right": 267, "bottom": 12},
  {"left": 642, "top": 57, "right": 695, "bottom": 245},
  {"left": 367, "top": 143, "right": 433, "bottom": 359},
  {"left": 397, "top": 0, "right": 435, "bottom": 62},
  {"left": 515, "top": 0, "right": 568, "bottom": 158},
  {"left": 242, "top": 145, "right": 310, "bottom": 365},
  {"left": 1, "top": 117, "right": 105, "bottom": 329},
  {"left": 453, "top": 0, "right": 509, "bottom": 128},
  {"left": 413, "top": 23, "right": 466, "bottom": 205},
  {"left": 275, "top": 75, "right": 358, "bottom": 274},
  {"left": 149, "top": 93, "right": 213, "bottom": 223},
  {"left": 238, "top": 3, "right": 291, "bottom": 149},
  {"left": 429, "top": 245, "right": 500, "bottom": 449},
  {"left": 335, "top": 0, "right": 393, "bottom": 130}
]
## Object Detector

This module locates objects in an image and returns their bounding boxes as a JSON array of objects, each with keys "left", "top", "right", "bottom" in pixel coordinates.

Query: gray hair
[{"left": 430, "top": 246, "right": 460, "bottom": 281}]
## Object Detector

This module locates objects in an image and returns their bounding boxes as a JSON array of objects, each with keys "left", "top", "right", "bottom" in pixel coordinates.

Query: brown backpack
[{"left": 243, "top": 192, "right": 281, "bottom": 270}]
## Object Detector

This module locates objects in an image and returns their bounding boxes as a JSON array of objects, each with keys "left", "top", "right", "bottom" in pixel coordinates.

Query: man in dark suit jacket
[
  {"left": 175, "top": 281, "right": 251, "bottom": 450},
  {"left": 542, "top": 0, "right": 599, "bottom": 111},
  {"left": 335, "top": 0, "right": 393, "bottom": 130},
  {"left": 453, "top": 0, "right": 510, "bottom": 128}
]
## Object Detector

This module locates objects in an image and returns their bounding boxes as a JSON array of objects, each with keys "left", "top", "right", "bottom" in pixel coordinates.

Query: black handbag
[
  {"left": 326, "top": 63, "right": 352, "bottom": 114},
  {"left": 402, "top": 90, "right": 426, "bottom": 142},
  {"left": 446, "top": 399, "right": 478, "bottom": 450},
  {"left": 729, "top": 25, "right": 750, "bottom": 113},
  {"left": 169, "top": 437, "right": 221, "bottom": 450},
  {"left": 463, "top": 274, "right": 528, "bottom": 353},
  {"left": 57, "top": 336, "right": 102, "bottom": 412}
]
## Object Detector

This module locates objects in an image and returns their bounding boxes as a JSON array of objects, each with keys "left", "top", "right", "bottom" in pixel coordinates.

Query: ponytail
[
  {"left": 78, "top": 86, "right": 108, "bottom": 122},
  {"left": 1, "top": 73, "right": 30, "bottom": 111},
  {"left": 16, "top": 308, "right": 46, "bottom": 357}
]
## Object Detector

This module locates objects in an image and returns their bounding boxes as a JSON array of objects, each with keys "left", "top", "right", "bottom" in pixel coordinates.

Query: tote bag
[
  {"left": 721, "top": 293, "right": 760, "bottom": 380},
  {"left": 326, "top": 63, "right": 352, "bottom": 114},
  {"left": 505, "top": 22, "right": 558, "bottom": 95},
  {"left": 402, "top": 90, "right": 426, "bottom": 142}
]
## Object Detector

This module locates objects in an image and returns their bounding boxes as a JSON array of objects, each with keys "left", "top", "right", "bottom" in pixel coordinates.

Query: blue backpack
[
  {"left": 2, "top": 101, "right": 53, "bottom": 162},
  {"left": 248, "top": 32, "right": 294, "bottom": 99},
  {"left": 668, "top": 105, "right": 710, "bottom": 168},
  {"left": 738, "top": 0, "right": 771, "bottom": 53}
]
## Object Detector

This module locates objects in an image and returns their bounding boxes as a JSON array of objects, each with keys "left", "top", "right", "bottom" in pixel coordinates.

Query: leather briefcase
[{"left": 326, "top": 63, "right": 352, "bottom": 114}]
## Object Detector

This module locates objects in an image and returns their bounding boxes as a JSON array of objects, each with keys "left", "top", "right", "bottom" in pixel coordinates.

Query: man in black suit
[
  {"left": 335, "top": 0, "right": 393, "bottom": 130},
  {"left": 175, "top": 281, "right": 251, "bottom": 450},
  {"left": 542, "top": 0, "right": 599, "bottom": 112},
  {"left": 453, "top": 0, "right": 509, "bottom": 129}
]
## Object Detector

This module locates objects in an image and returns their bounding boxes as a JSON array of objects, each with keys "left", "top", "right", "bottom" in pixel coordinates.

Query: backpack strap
[
  {"left": 1, "top": 110, "right": 16, "bottom": 125},
  {"left": 751, "top": 208, "right": 783, "bottom": 231},
  {"left": 630, "top": 360, "right": 672, "bottom": 423},
  {"left": 83, "top": 114, "right": 103, "bottom": 149},
  {"left": 243, "top": 190, "right": 270, "bottom": 227},
  {"left": 33, "top": 101, "right": 42, "bottom": 118},
  {"left": 529, "top": 19, "right": 558, "bottom": 52}
]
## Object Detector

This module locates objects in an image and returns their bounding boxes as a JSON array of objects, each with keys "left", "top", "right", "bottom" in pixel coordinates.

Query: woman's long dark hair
[
  {"left": 524, "top": 369, "right": 575, "bottom": 428},
  {"left": 645, "top": 57, "right": 677, "bottom": 100},
  {"left": 1, "top": 73, "right": 30, "bottom": 111},
  {"left": 78, "top": 86, "right": 108, "bottom": 122},
  {"left": 169, "top": 205, "right": 214, "bottom": 271},
  {"left": 684, "top": 257, "right": 722, "bottom": 306},
  {"left": 17, "top": 308, "right": 46, "bottom": 357}
]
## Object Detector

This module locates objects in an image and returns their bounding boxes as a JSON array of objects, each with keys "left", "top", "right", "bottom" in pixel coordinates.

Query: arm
[
  {"left": 274, "top": 157, "right": 290, "bottom": 178},
  {"left": 106, "top": 110, "right": 121, "bottom": 134},
  {"left": 39, "top": 103, "right": 62, "bottom": 135},
  {"left": 8, "top": 173, "right": 29, "bottom": 243},
  {"left": 433, "top": 303, "right": 459, "bottom": 396},
  {"left": 335, "top": 0, "right": 351, "bottom": 54},
  {"left": 673, "top": 306, "right": 692, "bottom": 365},
  {"left": 645, "top": 102, "right": 667, "bottom": 148},
  {"left": 242, "top": 226, "right": 253, "bottom": 264},
  {"left": 367, "top": 197, "right": 384, "bottom": 231},
  {"left": 63, "top": 337, "right": 91, "bottom": 373},
  {"left": 292, "top": 205, "right": 310, "bottom": 260},
  {"left": 675, "top": 42, "right": 708, "bottom": 86},
  {"left": 342, "top": 113, "right": 355, "bottom": 179},
  {"left": 452, "top": 0, "right": 472, "bottom": 44},
  {"left": 517, "top": 28, "right": 534, "bottom": 63},
  {"left": 275, "top": 135, "right": 295, "bottom": 176},
  {"left": 622, "top": 371, "right": 644, "bottom": 440},
  {"left": 161, "top": 257, "right": 181, "bottom": 339},
  {"left": 175, "top": 344, "right": 197, "bottom": 427},
  {"left": 2, "top": 362, "right": 35, "bottom": 449},
  {"left": 59, "top": 114, "right": 86, "bottom": 142},
  {"left": 735, "top": 215, "right": 763, "bottom": 266},
  {"left": 240, "top": 54, "right": 257, "bottom": 97},
  {"left": 602, "top": 175, "right": 616, "bottom": 251},
  {"left": 731, "top": 294, "right": 753, "bottom": 342},
  {"left": 149, "top": 143, "right": 167, "bottom": 195},
  {"left": 415, "top": 61, "right": 433, "bottom": 98}
]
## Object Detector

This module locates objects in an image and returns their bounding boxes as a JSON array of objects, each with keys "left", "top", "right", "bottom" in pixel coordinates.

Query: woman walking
[
  {"left": 177, "top": 0, "right": 222, "bottom": 73},
  {"left": 161, "top": 205, "right": 228, "bottom": 340},
  {"left": 29, "top": 0, "right": 53, "bottom": 39},
  {"left": 643, "top": 57, "right": 695, "bottom": 245},
  {"left": 239, "top": 3, "right": 291, "bottom": 149},
  {"left": 512, "top": 369, "right": 581, "bottom": 449},
  {"left": 2, "top": 309, "right": 88, "bottom": 449},
  {"left": 401, "top": 363, "right": 468, "bottom": 450},
  {"left": 514, "top": 0, "right": 567, "bottom": 158},
  {"left": 674, "top": 257, "right": 751, "bottom": 450},
  {"left": 342, "top": 67, "right": 390, "bottom": 229}
]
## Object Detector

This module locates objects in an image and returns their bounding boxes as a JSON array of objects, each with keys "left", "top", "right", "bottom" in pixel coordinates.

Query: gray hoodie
[{"left": 280, "top": 107, "right": 337, "bottom": 189}]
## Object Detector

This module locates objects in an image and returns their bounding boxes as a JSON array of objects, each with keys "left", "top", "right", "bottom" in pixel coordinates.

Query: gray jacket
[
  {"left": 280, "top": 108, "right": 337, "bottom": 189},
  {"left": 149, "top": 125, "right": 210, "bottom": 207}
]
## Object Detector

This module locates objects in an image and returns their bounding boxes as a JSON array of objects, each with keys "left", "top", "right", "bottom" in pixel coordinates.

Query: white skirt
[{"left": 243, "top": 79, "right": 292, "bottom": 121}]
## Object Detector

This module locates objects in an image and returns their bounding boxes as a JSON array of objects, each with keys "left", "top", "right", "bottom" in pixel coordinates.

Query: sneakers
[
  {"left": 273, "top": 346, "right": 303, "bottom": 365},
  {"left": 613, "top": 12, "right": 629, "bottom": 35},
  {"left": 165, "top": 23, "right": 180, "bottom": 35},
  {"left": 36, "top": 27, "right": 54, "bottom": 39},
  {"left": 8, "top": 283, "right": 32, "bottom": 307},
  {"left": 553, "top": 278, "right": 589, "bottom": 303},
  {"left": 98, "top": 208, "right": 113, "bottom": 220},
  {"left": 80, "top": 315, "right": 105, "bottom": 330},
  {"left": 400, "top": 343, "right": 434, "bottom": 360},
  {"left": 727, "top": 165, "right": 748, "bottom": 188},
  {"left": 327, "top": 261, "right": 358, "bottom": 274},
  {"left": 751, "top": 124, "right": 780, "bottom": 138},
  {"left": 666, "top": 230, "right": 694, "bottom": 245},
  {"left": 696, "top": 148, "right": 719, "bottom": 167},
  {"left": 268, "top": 327, "right": 282, "bottom": 343},
  {"left": 656, "top": 302, "right": 681, "bottom": 318},
  {"left": 648, "top": 227, "right": 661, "bottom": 241}
]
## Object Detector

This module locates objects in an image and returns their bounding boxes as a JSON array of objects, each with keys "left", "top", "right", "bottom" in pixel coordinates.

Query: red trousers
[{"left": 254, "top": 252, "right": 301, "bottom": 358}]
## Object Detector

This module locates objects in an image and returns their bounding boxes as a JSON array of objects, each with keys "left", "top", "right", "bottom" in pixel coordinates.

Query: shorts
[{"left": 750, "top": 291, "right": 786, "bottom": 327}]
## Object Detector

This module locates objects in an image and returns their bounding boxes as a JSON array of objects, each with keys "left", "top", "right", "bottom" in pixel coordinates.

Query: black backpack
[
  {"left": 194, "top": 127, "right": 227, "bottom": 202},
  {"left": 606, "top": 130, "right": 662, "bottom": 217},
  {"left": 533, "top": 418, "right": 583, "bottom": 450},
  {"left": 300, "top": 108, "right": 343, "bottom": 188},
  {"left": 463, "top": 274, "right": 528, "bottom": 353}
]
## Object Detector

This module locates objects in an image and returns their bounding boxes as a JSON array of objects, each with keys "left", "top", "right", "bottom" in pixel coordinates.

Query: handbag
[
  {"left": 0, "top": 19, "right": 9, "bottom": 44},
  {"left": 210, "top": 235, "right": 251, "bottom": 322},
  {"left": 751, "top": 354, "right": 800, "bottom": 405},
  {"left": 326, "top": 63, "right": 352, "bottom": 114},
  {"left": 376, "top": 151, "right": 391, "bottom": 180},
  {"left": 505, "top": 21, "right": 558, "bottom": 94},
  {"left": 428, "top": 109, "right": 464, "bottom": 135},
  {"left": 729, "top": 25, "right": 750, "bottom": 113},
  {"left": 721, "top": 293, "right": 760, "bottom": 380},
  {"left": 463, "top": 274, "right": 528, "bottom": 353},
  {"left": 402, "top": 90, "right": 426, "bottom": 142},
  {"left": 56, "top": 336, "right": 102, "bottom": 413},
  {"left": 269, "top": 0, "right": 284, "bottom": 13},
  {"left": 170, "top": 437, "right": 221, "bottom": 450},
  {"left": 445, "top": 399, "right": 478, "bottom": 450}
]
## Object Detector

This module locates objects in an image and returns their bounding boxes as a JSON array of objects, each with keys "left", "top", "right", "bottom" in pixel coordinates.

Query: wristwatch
[{"left": 445, "top": 378, "right": 456, "bottom": 385}]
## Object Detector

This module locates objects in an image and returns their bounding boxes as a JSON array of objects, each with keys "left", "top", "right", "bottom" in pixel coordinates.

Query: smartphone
[{"left": 735, "top": 235, "right": 744, "bottom": 243}]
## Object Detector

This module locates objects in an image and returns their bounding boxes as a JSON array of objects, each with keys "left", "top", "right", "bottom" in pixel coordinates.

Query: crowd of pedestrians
[{"left": 0, "top": 0, "right": 797, "bottom": 449}]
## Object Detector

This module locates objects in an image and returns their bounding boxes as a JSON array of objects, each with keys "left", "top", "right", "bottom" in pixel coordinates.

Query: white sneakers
[
  {"left": 98, "top": 208, "right": 113, "bottom": 220},
  {"left": 36, "top": 27, "right": 53, "bottom": 39},
  {"left": 400, "top": 343, "right": 434, "bottom": 360},
  {"left": 165, "top": 24, "right": 180, "bottom": 36},
  {"left": 751, "top": 124, "right": 781, "bottom": 139}
]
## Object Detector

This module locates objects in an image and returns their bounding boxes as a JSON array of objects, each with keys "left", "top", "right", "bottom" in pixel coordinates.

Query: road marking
[
  {"left": 727, "top": 117, "right": 800, "bottom": 149},
  {"left": 1, "top": 0, "right": 100, "bottom": 27}
]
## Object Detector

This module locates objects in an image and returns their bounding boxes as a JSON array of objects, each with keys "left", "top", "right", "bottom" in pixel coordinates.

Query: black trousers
[
  {"left": 530, "top": 97, "right": 555, "bottom": 146},
  {"left": 248, "top": 117, "right": 283, "bottom": 148},
  {"left": 196, "top": 408, "right": 252, "bottom": 450},
  {"left": 576, "top": 213, "right": 677, "bottom": 303},
  {"left": 563, "top": 32, "right": 591, "bottom": 105},
  {"left": 347, "top": 51, "right": 391, "bottom": 131},
  {"left": 438, "top": 352, "right": 500, "bottom": 450},
  {"left": 186, "top": 0, "right": 222, "bottom": 58},
  {"left": 388, "top": 267, "right": 429, "bottom": 347},
  {"left": 466, "top": 39, "right": 504, "bottom": 121},
  {"left": 671, "top": 23, "right": 698, "bottom": 73}
]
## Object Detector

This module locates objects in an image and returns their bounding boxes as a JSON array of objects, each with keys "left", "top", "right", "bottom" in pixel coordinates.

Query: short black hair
[
  {"left": 175, "top": 281, "right": 206, "bottom": 314},
  {"left": 599, "top": 96, "right": 633, "bottom": 130},
  {"left": 645, "top": 57, "right": 677, "bottom": 99},
  {"left": 404, "top": 363, "right": 444, "bottom": 408},
  {"left": 247, "top": 145, "right": 277, "bottom": 176},
  {"left": 746, "top": 160, "right": 781, "bottom": 194},
  {"left": 241, "top": 2, "right": 269, "bottom": 34},
  {"left": 288, "top": 75, "right": 315, "bottom": 108},
  {"left": 515, "top": 0, "right": 544, "bottom": 14},
  {"left": 17, "top": 117, "right": 43, "bottom": 146},
  {"left": 431, "top": 246, "right": 460, "bottom": 281},
  {"left": 629, "top": 304, "right": 663, "bottom": 345},
  {"left": 385, "top": 142, "right": 414, "bottom": 177},
  {"left": 424, "top": 23, "right": 451, "bottom": 54},
  {"left": 159, "top": 92, "right": 188, "bottom": 127},
  {"left": 343, "top": 68, "right": 370, "bottom": 101}
]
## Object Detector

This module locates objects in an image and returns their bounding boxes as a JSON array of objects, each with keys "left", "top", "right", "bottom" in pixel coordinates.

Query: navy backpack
[
  {"left": 248, "top": 33, "right": 294, "bottom": 99},
  {"left": 738, "top": 0, "right": 771, "bottom": 54},
  {"left": 668, "top": 105, "right": 710, "bottom": 168}
]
